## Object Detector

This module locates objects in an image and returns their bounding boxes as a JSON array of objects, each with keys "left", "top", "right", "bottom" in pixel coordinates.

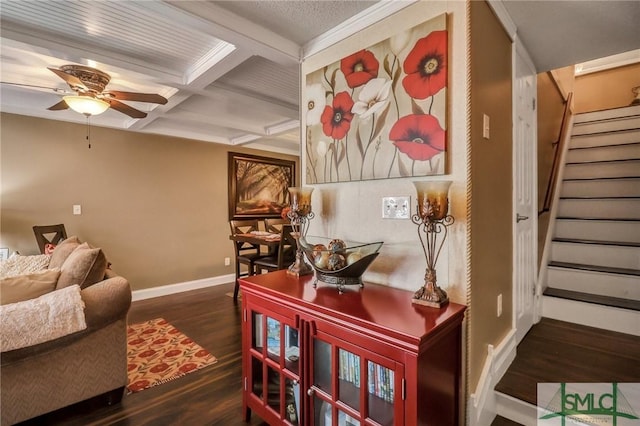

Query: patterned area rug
[{"left": 126, "top": 318, "right": 217, "bottom": 393}]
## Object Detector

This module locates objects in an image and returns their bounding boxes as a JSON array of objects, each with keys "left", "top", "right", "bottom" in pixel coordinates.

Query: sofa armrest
[
  {"left": 82, "top": 276, "right": 131, "bottom": 330},
  {"left": 1, "top": 275, "right": 131, "bottom": 365}
]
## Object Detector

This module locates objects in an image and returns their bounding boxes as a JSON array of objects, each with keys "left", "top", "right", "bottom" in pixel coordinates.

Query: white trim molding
[
  {"left": 575, "top": 49, "right": 640, "bottom": 76},
  {"left": 132, "top": 274, "right": 235, "bottom": 301},
  {"left": 469, "top": 329, "right": 517, "bottom": 426},
  {"left": 487, "top": 0, "right": 517, "bottom": 41}
]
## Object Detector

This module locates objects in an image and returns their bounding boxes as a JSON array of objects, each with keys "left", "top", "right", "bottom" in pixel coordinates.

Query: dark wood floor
[
  {"left": 20, "top": 283, "right": 268, "bottom": 426},
  {"left": 495, "top": 317, "right": 640, "bottom": 406}
]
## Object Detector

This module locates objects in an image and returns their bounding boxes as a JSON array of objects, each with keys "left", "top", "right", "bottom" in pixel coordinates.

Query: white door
[{"left": 513, "top": 39, "right": 538, "bottom": 344}]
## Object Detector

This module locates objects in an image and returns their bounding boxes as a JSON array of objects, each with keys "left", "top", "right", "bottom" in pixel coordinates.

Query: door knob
[{"left": 516, "top": 213, "right": 529, "bottom": 223}]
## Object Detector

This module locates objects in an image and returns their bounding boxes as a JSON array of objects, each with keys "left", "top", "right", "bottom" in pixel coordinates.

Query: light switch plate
[
  {"left": 483, "top": 114, "right": 490, "bottom": 139},
  {"left": 73, "top": 204, "right": 82, "bottom": 215},
  {"left": 382, "top": 196, "right": 410, "bottom": 219}
]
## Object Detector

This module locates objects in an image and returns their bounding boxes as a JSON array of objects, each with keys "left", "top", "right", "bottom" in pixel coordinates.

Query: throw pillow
[
  {"left": 48, "top": 236, "right": 82, "bottom": 269},
  {"left": 0, "top": 268, "right": 61, "bottom": 305},
  {"left": 0, "top": 254, "right": 51, "bottom": 278},
  {"left": 57, "top": 243, "right": 107, "bottom": 289}
]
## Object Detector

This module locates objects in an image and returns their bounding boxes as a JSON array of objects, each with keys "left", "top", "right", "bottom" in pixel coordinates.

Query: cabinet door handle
[{"left": 307, "top": 388, "right": 315, "bottom": 397}]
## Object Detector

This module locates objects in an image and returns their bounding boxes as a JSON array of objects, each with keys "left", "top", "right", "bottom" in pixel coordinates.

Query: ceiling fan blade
[
  {"left": 107, "top": 99, "right": 147, "bottom": 118},
  {"left": 106, "top": 91, "right": 168, "bottom": 105},
  {"left": 47, "top": 100, "right": 69, "bottom": 111},
  {"left": 47, "top": 67, "right": 88, "bottom": 91}
]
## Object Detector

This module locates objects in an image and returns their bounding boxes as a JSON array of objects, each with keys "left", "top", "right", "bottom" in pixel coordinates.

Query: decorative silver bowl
[{"left": 299, "top": 236, "right": 383, "bottom": 293}]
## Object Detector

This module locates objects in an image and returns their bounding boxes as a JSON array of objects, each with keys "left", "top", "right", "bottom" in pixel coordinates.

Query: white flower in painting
[
  {"left": 351, "top": 78, "right": 392, "bottom": 120},
  {"left": 316, "top": 139, "right": 328, "bottom": 157},
  {"left": 306, "top": 83, "right": 326, "bottom": 126},
  {"left": 390, "top": 30, "right": 411, "bottom": 56}
]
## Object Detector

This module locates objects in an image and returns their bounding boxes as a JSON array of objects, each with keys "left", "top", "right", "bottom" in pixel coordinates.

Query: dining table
[{"left": 229, "top": 231, "right": 282, "bottom": 251}]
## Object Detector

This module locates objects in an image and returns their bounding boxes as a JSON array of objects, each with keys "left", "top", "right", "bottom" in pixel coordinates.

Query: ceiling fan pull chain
[{"left": 86, "top": 115, "right": 91, "bottom": 149}]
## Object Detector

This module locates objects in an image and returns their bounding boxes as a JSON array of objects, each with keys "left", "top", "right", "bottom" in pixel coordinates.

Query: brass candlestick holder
[
  {"left": 286, "top": 187, "right": 314, "bottom": 277},
  {"left": 411, "top": 181, "right": 454, "bottom": 308}
]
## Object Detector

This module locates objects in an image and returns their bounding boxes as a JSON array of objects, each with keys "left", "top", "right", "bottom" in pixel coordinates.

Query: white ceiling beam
[{"left": 162, "top": 0, "right": 300, "bottom": 65}]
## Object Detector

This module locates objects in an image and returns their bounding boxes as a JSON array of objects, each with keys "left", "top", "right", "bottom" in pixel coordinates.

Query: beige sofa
[{"left": 0, "top": 238, "right": 132, "bottom": 425}]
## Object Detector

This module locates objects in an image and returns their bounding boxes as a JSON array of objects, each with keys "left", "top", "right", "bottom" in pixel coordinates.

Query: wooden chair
[
  {"left": 229, "top": 219, "right": 267, "bottom": 302},
  {"left": 254, "top": 224, "right": 297, "bottom": 274},
  {"left": 264, "top": 218, "right": 289, "bottom": 234},
  {"left": 32, "top": 224, "right": 67, "bottom": 254}
]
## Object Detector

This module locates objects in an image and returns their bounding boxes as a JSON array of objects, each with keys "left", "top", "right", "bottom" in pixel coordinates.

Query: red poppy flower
[
  {"left": 179, "top": 363, "right": 197, "bottom": 374},
  {"left": 320, "top": 92, "right": 354, "bottom": 140},
  {"left": 150, "top": 362, "right": 170, "bottom": 373},
  {"left": 165, "top": 349, "right": 182, "bottom": 357},
  {"left": 195, "top": 349, "right": 210, "bottom": 358},
  {"left": 129, "top": 380, "right": 150, "bottom": 392},
  {"left": 402, "top": 30, "right": 447, "bottom": 99},
  {"left": 340, "top": 49, "right": 379, "bottom": 88},
  {"left": 389, "top": 114, "right": 445, "bottom": 161},
  {"left": 139, "top": 349, "right": 157, "bottom": 358}
]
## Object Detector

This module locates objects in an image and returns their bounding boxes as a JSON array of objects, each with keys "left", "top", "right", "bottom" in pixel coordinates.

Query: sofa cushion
[
  {"left": 48, "top": 236, "right": 82, "bottom": 269},
  {"left": 0, "top": 268, "right": 61, "bottom": 305},
  {"left": 0, "top": 254, "right": 51, "bottom": 278},
  {"left": 57, "top": 243, "right": 107, "bottom": 290}
]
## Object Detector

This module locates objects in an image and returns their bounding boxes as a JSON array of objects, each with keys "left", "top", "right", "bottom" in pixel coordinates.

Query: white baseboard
[
  {"left": 495, "top": 392, "right": 538, "bottom": 426},
  {"left": 131, "top": 274, "right": 236, "bottom": 301},
  {"left": 468, "top": 329, "right": 517, "bottom": 426}
]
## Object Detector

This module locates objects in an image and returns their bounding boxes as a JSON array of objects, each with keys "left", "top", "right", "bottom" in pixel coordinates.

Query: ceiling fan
[{"left": 43, "top": 64, "right": 168, "bottom": 118}]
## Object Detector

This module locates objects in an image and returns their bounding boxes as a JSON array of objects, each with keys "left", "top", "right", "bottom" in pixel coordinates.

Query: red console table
[{"left": 240, "top": 270, "right": 466, "bottom": 425}]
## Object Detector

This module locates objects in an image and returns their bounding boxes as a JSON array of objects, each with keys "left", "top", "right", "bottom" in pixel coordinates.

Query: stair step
[
  {"left": 553, "top": 237, "right": 640, "bottom": 248},
  {"left": 557, "top": 197, "right": 640, "bottom": 220},
  {"left": 566, "top": 142, "right": 640, "bottom": 163},
  {"left": 569, "top": 128, "right": 640, "bottom": 149},
  {"left": 544, "top": 287, "right": 640, "bottom": 311},
  {"left": 549, "top": 260, "right": 640, "bottom": 276},
  {"left": 555, "top": 218, "right": 640, "bottom": 243},
  {"left": 550, "top": 240, "right": 640, "bottom": 270},
  {"left": 542, "top": 296, "right": 640, "bottom": 335},
  {"left": 560, "top": 177, "right": 640, "bottom": 198},
  {"left": 494, "top": 393, "right": 536, "bottom": 426},
  {"left": 563, "top": 159, "right": 640, "bottom": 179},
  {"left": 491, "top": 414, "right": 524, "bottom": 426},
  {"left": 548, "top": 264, "right": 640, "bottom": 300},
  {"left": 574, "top": 105, "right": 640, "bottom": 124},
  {"left": 573, "top": 115, "right": 640, "bottom": 136}
]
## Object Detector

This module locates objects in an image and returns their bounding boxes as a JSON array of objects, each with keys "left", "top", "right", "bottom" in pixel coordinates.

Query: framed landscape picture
[{"left": 228, "top": 152, "right": 295, "bottom": 220}]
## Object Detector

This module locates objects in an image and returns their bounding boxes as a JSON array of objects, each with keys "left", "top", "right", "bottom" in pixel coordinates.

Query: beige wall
[
  {"left": 574, "top": 63, "right": 640, "bottom": 113},
  {"left": 468, "top": 0, "right": 513, "bottom": 390},
  {"left": 0, "top": 113, "right": 299, "bottom": 290},
  {"left": 536, "top": 72, "right": 567, "bottom": 264}
]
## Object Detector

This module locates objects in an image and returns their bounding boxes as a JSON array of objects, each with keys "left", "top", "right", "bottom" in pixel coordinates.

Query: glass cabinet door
[
  {"left": 310, "top": 333, "right": 400, "bottom": 426},
  {"left": 249, "top": 310, "right": 300, "bottom": 425}
]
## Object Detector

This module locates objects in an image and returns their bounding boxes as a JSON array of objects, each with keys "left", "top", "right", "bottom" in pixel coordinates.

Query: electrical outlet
[
  {"left": 224, "top": 257, "right": 231, "bottom": 266},
  {"left": 382, "top": 196, "right": 410, "bottom": 219},
  {"left": 497, "top": 293, "right": 503, "bottom": 317}
]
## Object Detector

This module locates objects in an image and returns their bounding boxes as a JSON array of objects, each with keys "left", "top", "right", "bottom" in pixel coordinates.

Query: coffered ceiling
[{"left": 1, "top": 1, "right": 638, "bottom": 156}]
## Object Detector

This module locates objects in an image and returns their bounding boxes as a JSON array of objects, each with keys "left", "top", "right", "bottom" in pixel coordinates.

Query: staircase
[
  {"left": 541, "top": 105, "right": 640, "bottom": 335},
  {"left": 491, "top": 105, "right": 640, "bottom": 426}
]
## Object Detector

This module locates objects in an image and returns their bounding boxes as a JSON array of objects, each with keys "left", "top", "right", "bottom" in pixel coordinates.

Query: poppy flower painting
[{"left": 305, "top": 13, "right": 447, "bottom": 183}]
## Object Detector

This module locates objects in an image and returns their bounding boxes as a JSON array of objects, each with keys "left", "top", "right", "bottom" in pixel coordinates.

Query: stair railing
[{"left": 540, "top": 92, "right": 574, "bottom": 215}]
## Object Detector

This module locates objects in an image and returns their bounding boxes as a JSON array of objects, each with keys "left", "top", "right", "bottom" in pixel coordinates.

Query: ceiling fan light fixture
[{"left": 63, "top": 95, "right": 109, "bottom": 116}]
